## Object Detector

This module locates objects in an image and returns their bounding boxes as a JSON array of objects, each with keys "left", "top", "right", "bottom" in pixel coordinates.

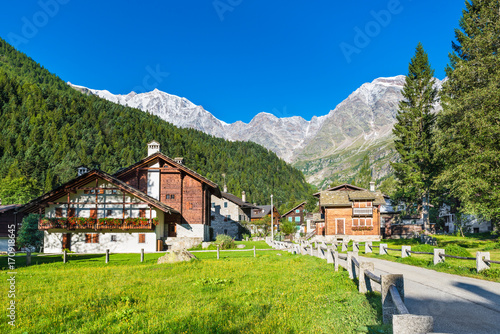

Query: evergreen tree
[
  {"left": 353, "top": 154, "right": 372, "bottom": 189},
  {"left": 391, "top": 43, "right": 438, "bottom": 230},
  {"left": 436, "top": 0, "right": 500, "bottom": 230}
]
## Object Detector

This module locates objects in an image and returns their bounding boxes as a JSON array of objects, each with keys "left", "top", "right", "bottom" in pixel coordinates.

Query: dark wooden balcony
[{"left": 38, "top": 218, "right": 157, "bottom": 231}]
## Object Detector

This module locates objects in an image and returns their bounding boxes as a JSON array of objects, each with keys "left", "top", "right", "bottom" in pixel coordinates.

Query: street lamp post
[{"left": 271, "top": 194, "right": 274, "bottom": 240}]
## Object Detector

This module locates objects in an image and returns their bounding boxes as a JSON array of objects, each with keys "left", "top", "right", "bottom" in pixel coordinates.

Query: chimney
[
  {"left": 147, "top": 140, "right": 161, "bottom": 156},
  {"left": 242, "top": 191, "right": 246, "bottom": 202},
  {"left": 223, "top": 184, "right": 228, "bottom": 193},
  {"left": 174, "top": 157, "right": 184, "bottom": 165},
  {"left": 77, "top": 166, "right": 89, "bottom": 176},
  {"left": 369, "top": 181, "right": 376, "bottom": 192}
]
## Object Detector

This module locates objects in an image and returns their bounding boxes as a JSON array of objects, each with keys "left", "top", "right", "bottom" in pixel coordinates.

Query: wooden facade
[
  {"left": 19, "top": 144, "right": 221, "bottom": 253},
  {"left": 0, "top": 205, "right": 24, "bottom": 252},
  {"left": 281, "top": 202, "right": 306, "bottom": 227},
  {"left": 314, "top": 184, "right": 385, "bottom": 240}
]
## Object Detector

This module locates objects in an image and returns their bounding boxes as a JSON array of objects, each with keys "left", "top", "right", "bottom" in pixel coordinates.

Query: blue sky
[{"left": 0, "top": 1, "right": 465, "bottom": 123}]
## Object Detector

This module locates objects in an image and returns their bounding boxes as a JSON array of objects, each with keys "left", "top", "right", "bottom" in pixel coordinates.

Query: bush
[
  {"left": 444, "top": 244, "right": 472, "bottom": 257},
  {"left": 214, "top": 234, "right": 236, "bottom": 250}
]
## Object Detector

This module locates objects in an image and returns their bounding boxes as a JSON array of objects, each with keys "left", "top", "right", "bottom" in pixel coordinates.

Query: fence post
[
  {"left": 476, "top": 251, "right": 490, "bottom": 272},
  {"left": 365, "top": 241, "right": 372, "bottom": 254},
  {"left": 217, "top": 245, "right": 220, "bottom": 260},
  {"left": 63, "top": 250, "right": 67, "bottom": 263},
  {"left": 353, "top": 242, "right": 359, "bottom": 253},
  {"left": 433, "top": 249, "right": 445, "bottom": 265},
  {"left": 334, "top": 251, "right": 339, "bottom": 272},
  {"left": 342, "top": 241, "right": 348, "bottom": 252},
  {"left": 26, "top": 251, "right": 31, "bottom": 266},
  {"left": 381, "top": 274, "right": 404, "bottom": 324},
  {"left": 332, "top": 242, "right": 337, "bottom": 251},
  {"left": 347, "top": 251, "right": 353, "bottom": 279},
  {"left": 401, "top": 246, "right": 411, "bottom": 258},
  {"left": 253, "top": 246, "right": 256, "bottom": 258},
  {"left": 140, "top": 248, "right": 144, "bottom": 263},
  {"left": 392, "top": 315, "right": 434, "bottom": 334},
  {"left": 359, "top": 262, "right": 374, "bottom": 293},
  {"left": 309, "top": 245, "right": 314, "bottom": 256},
  {"left": 317, "top": 243, "right": 321, "bottom": 258},
  {"left": 379, "top": 243, "right": 388, "bottom": 255},
  {"left": 105, "top": 249, "right": 110, "bottom": 264},
  {"left": 326, "top": 247, "right": 334, "bottom": 264}
]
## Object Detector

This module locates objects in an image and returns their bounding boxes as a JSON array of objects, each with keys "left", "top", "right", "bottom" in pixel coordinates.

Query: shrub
[
  {"left": 444, "top": 244, "right": 472, "bottom": 257},
  {"left": 214, "top": 234, "right": 236, "bottom": 250}
]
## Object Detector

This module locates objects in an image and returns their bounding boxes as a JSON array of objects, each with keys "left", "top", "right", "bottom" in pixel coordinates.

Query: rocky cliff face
[{"left": 68, "top": 75, "right": 442, "bottom": 188}]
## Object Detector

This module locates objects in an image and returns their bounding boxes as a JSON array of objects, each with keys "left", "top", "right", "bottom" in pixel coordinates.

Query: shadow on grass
[{"left": 0, "top": 253, "right": 107, "bottom": 269}]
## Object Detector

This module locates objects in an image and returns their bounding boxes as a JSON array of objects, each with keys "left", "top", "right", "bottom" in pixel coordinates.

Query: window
[
  {"left": 139, "top": 209, "right": 146, "bottom": 218},
  {"left": 68, "top": 208, "right": 75, "bottom": 218},
  {"left": 166, "top": 194, "right": 170, "bottom": 199},
  {"left": 111, "top": 189, "right": 118, "bottom": 195},
  {"left": 211, "top": 215, "right": 215, "bottom": 221},
  {"left": 165, "top": 194, "right": 175, "bottom": 200},
  {"left": 227, "top": 215, "right": 231, "bottom": 220},
  {"left": 106, "top": 210, "right": 113, "bottom": 217},
  {"left": 288, "top": 217, "right": 292, "bottom": 222},
  {"left": 296, "top": 209, "right": 300, "bottom": 213},
  {"left": 211, "top": 202, "right": 215, "bottom": 208},
  {"left": 170, "top": 194, "right": 175, "bottom": 200},
  {"left": 84, "top": 190, "right": 90, "bottom": 194},
  {"left": 224, "top": 202, "right": 228, "bottom": 208},
  {"left": 138, "top": 234, "right": 146, "bottom": 243},
  {"left": 224, "top": 229, "right": 228, "bottom": 234},
  {"left": 85, "top": 234, "right": 99, "bottom": 243},
  {"left": 295, "top": 217, "right": 301, "bottom": 223},
  {"left": 110, "top": 235, "right": 117, "bottom": 242},
  {"left": 55, "top": 208, "right": 63, "bottom": 218}
]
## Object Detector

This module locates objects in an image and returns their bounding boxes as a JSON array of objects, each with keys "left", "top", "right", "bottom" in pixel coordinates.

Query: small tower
[
  {"left": 147, "top": 140, "right": 161, "bottom": 156},
  {"left": 242, "top": 191, "right": 246, "bottom": 202}
]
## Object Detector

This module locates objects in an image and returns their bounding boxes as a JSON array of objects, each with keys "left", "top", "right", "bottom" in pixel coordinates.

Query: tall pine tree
[
  {"left": 392, "top": 43, "right": 438, "bottom": 231},
  {"left": 436, "top": 0, "right": 500, "bottom": 229}
]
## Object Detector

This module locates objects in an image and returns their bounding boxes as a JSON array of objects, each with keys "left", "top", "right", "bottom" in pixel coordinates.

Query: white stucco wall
[
  {"left": 147, "top": 162, "right": 160, "bottom": 200},
  {"left": 176, "top": 224, "right": 206, "bottom": 239},
  {"left": 43, "top": 231, "right": 157, "bottom": 253}
]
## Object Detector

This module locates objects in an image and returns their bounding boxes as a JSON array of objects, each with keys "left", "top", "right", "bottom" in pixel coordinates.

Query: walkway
[{"left": 359, "top": 256, "right": 500, "bottom": 334}]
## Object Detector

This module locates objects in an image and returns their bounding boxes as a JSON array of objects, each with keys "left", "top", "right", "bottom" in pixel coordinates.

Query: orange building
[{"left": 313, "top": 183, "right": 385, "bottom": 241}]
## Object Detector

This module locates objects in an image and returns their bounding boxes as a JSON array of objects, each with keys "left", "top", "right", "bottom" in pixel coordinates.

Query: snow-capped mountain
[{"left": 68, "top": 75, "right": 443, "bottom": 187}]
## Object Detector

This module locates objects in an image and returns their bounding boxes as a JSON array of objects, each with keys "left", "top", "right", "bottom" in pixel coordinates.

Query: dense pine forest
[{"left": 0, "top": 37, "right": 313, "bottom": 208}]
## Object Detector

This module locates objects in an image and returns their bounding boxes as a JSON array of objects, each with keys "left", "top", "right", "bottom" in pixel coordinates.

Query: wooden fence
[{"left": 270, "top": 240, "right": 435, "bottom": 334}]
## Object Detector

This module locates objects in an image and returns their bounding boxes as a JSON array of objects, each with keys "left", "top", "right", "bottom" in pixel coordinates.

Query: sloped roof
[
  {"left": 313, "top": 184, "right": 367, "bottom": 197},
  {"left": 113, "top": 152, "right": 221, "bottom": 197},
  {"left": 320, "top": 190, "right": 386, "bottom": 207},
  {"left": 0, "top": 204, "right": 22, "bottom": 214},
  {"left": 19, "top": 170, "right": 180, "bottom": 215},
  {"left": 221, "top": 192, "right": 258, "bottom": 209},
  {"left": 281, "top": 202, "right": 307, "bottom": 217},
  {"left": 252, "top": 205, "right": 280, "bottom": 219}
]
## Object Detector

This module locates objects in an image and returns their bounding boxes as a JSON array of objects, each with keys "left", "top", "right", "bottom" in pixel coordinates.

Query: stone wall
[{"left": 211, "top": 212, "right": 244, "bottom": 240}]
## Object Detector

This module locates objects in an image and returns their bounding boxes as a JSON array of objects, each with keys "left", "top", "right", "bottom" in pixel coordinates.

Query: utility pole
[{"left": 271, "top": 194, "right": 274, "bottom": 240}]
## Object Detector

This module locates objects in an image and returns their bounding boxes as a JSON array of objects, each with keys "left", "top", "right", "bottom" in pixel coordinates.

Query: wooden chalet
[
  {"left": 313, "top": 183, "right": 385, "bottom": 241},
  {"left": 19, "top": 141, "right": 221, "bottom": 253},
  {"left": 281, "top": 201, "right": 307, "bottom": 233},
  {"left": 251, "top": 205, "right": 280, "bottom": 233}
]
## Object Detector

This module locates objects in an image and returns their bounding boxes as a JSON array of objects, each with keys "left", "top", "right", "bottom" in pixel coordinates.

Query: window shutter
[
  {"left": 93, "top": 234, "right": 99, "bottom": 243},
  {"left": 85, "top": 234, "right": 90, "bottom": 243},
  {"left": 139, "top": 234, "right": 145, "bottom": 243}
]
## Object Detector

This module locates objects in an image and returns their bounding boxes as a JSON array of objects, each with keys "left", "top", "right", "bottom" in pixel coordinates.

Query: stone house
[
  {"left": 210, "top": 190, "right": 257, "bottom": 240},
  {"left": 0, "top": 204, "right": 24, "bottom": 252},
  {"left": 19, "top": 141, "right": 221, "bottom": 253}
]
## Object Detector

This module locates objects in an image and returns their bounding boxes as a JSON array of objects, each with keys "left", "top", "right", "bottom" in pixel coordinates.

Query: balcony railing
[
  {"left": 39, "top": 217, "right": 158, "bottom": 231},
  {"left": 353, "top": 208, "right": 373, "bottom": 216}
]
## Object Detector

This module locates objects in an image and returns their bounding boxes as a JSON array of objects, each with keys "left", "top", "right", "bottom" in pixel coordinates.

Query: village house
[
  {"left": 0, "top": 204, "right": 24, "bottom": 252},
  {"left": 439, "top": 204, "right": 492, "bottom": 234},
  {"left": 210, "top": 189, "right": 257, "bottom": 240},
  {"left": 19, "top": 141, "right": 221, "bottom": 253},
  {"left": 251, "top": 205, "right": 280, "bottom": 235},
  {"left": 313, "top": 183, "right": 385, "bottom": 241},
  {"left": 281, "top": 202, "right": 307, "bottom": 236}
]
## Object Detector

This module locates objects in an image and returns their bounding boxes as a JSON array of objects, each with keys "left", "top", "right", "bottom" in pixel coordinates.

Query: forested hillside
[{"left": 0, "top": 38, "right": 313, "bottom": 207}]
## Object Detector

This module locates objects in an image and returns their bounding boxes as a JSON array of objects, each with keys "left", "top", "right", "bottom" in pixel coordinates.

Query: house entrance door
[
  {"left": 62, "top": 233, "right": 71, "bottom": 251},
  {"left": 336, "top": 219, "right": 345, "bottom": 235},
  {"left": 168, "top": 223, "right": 177, "bottom": 237}
]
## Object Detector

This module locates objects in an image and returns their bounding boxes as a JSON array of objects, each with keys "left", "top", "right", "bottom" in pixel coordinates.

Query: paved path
[{"left": 359, "top": 256, "right": 500, "bottom": 334}]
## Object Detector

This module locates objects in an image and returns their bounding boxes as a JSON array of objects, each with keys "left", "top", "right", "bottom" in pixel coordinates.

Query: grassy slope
[{"left": 0, "top": 250, "right": 389, "bottom": 334}]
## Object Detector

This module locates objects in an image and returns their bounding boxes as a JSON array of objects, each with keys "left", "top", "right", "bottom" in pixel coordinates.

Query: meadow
[
  {"left": 358, "top": 233, "right": 500, "bottom": 282},
  {"left": 0, "top": 243, "right": 389, "bottom": 334}
]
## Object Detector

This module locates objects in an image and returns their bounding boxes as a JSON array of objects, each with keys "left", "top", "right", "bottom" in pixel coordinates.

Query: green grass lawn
[
  {"left": 358, "top": 234, "right": 500, "bottom": 282},
  {"left": 0, "top": 250, "right": 389, "bottom": 333}
]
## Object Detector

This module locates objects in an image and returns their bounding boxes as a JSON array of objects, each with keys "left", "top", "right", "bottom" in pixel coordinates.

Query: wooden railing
[
  {"left": 352, "top": 208, "right": 373, "bottom": 216},
  {"left": 38, "top": 218, "right": 155, "bottom": 231}
]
